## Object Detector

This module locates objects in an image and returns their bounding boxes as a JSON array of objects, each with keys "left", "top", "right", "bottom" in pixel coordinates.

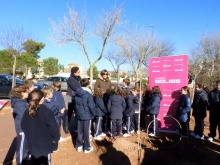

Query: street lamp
[{"left": 149, "top": 25, "right": 154, "bottom": 57}]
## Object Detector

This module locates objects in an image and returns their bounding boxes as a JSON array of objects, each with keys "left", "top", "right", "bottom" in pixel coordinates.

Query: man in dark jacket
[
  {"left": 207, "top": 80, "right": 220, "bottom": 142},
  {"left": 66, "top": 67, "right": 81, "bottom": 133},
  {"left": 75, "top": 78, "right": 96, "bottom": 154},
  {"left": 191, "top": 83, "right": 208, "bottom": 139}
]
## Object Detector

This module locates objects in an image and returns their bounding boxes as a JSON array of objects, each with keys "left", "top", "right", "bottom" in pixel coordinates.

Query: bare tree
[
  {"left": 49, "top": 5, "right": 123, "bottom": 87},
  {"left": 116, "top": 28, "right": 156, "bottom": 80},
  {"left": 105, "top": 49, "right": 127, "bottom": 86},
  {"left": 189, "top": 32, "right": 220, "bottom": 90},
  {"left": 0, "top": 26, "right": 30, "bottom": 87}
]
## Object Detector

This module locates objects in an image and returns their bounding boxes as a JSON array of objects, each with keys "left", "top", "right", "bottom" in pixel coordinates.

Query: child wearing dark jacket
[
  {"left": 131, "top": 87, "right": 142, "bottom": 133},
  {"left": 21, "top": 89, "right": 60, "bottom": 164},
  {"left": 122, "top": 89, "right": 134, "bottom": 137},
  {"left": 175, "top": 86, "right": 191, "bottom": 138},
  {"left": 191, "top": 83, "right": 208, "bottom": 139},
  {"left": 10, "top": 84, "right": 30, "bottom": 165},
  {"left": 93, "top": 88, "right": 107, "bottom": 140},
  {"left": 107, "top": 87, "right": 126, "bottom": 137},
  {"left": 75, "top": 78, "right": 96, "bottom": 154},
  {"left": 41, "top": 87, "right": 61, "bottom": 128},
  {"left": 146, "top": 86, "right": 162, "bottom": 136}
]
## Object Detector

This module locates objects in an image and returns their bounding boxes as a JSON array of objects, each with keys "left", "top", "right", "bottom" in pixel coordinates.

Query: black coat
[
  {"left": 94, "top": 96, "right": 107, "bottom": 117},
  {"left": 66, "top": 74, "right": 81, "bottom": 97},
  {"left": 21, "top": 104, "right": 60, "bottom": 158},
  {"left": 192, "top": 90, "right": 208, "bottom": 118},
  {"left": 145, "top": 93, "right": 162, "bottom": 115},
  {"left": 107, "top": 94, "right": 126, "bottom": 119},
  {"left": 208, "top": 88, "right": 220, "bottom": 117},
  {"left": 123, "top": 94, "right": 134, "bottom": 117},
  {"left": 75, "top": 87, "right": 96, "bottom": 120},
  {"left": 11, "top": 98, "right": 29, "bottom": 134}
]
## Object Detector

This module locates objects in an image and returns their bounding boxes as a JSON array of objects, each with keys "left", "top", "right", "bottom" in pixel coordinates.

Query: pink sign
[{"left": 148, "top": 55, "right": 188, "bottom": 130}]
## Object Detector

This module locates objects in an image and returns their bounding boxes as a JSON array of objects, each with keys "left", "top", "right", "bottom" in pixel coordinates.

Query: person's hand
[{"left": 60, "top": 108, "right": 65, "bottom": 114}]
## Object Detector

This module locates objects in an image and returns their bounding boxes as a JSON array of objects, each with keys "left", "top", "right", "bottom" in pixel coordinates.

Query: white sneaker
[
  {"left": 76, "top": 146, "right": 83, "bottom": 152},
  {"left": 194, "top": 135, "right": 204, "bottom": 139},
  {"left": 94, "top": 136, "right": 102, "bottom": 141},
  {"left": 84, "top": 146, "right": 94, "bottom": 154},
  {"left": 130, "top": 130, "right": 135, "bottom": 133},
  {"left": 99, "top": 133, "right": 106, "bottom": 137},
  {"left": 207, "top": 137, "right": 213, "bottom": 142},
  {"left": 59, "top": 137, "right": 65, "bottom": 142},
  {"left": 190, "top": 132, "right": 196, "bottom": 137},
  {"left": 123, "top": 133, "right": 131, "bottom": 137},
  {"left": 148, "top": 133, "right": 156, "bottom": 137}
]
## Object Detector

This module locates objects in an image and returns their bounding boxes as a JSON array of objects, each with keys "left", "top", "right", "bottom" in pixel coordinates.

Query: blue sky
[{"left": 0, "top": 0, "right": 220, "bottom": 72}]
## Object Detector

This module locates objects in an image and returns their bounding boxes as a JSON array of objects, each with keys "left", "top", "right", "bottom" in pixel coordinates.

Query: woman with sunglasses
[
  {"left": 94, "top": 69, "right": 112, "bottom": 135},
  {"left": 94, "top": 69, "right": 112, "bottom": 93}
]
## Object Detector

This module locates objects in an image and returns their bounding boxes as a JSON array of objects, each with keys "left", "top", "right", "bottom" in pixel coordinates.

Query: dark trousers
[
  {"left": 140, "top": 111, "right": 147, "bottom": 130},
  {"left": 209, "top": 113, "right": 220, "bottom": 138},
  {"left": 16, "top": 133, "right": 29, "bottom": 165},
  {"left": 179, "top": 121, "right": 189, "bottom": 136},
  {"left": 125, "top": 116, "right": 134, "bottom": 134},
  {"left": 132, "top": 113, "right": 139, "bottom": 131},
  {"left": 94, "top": 117, "right": 103, "bottom": 137},
  {"left": 103, "top": 115, "right": 110, "bottom": 133},
  {"left": 193, "top": 116, "right": 205, "bottom": 136},
  {"left": 110, "top": 119, "right": 122, "bottom": 136},
  {"left": 30, "top": 154, "right": 51, "bottom": 165},
  {"left": 149, "top": 114, "right": 158, "bottom": 134},
  {"left": 76, "top": 120, "right": 91, "bottom": 150}
]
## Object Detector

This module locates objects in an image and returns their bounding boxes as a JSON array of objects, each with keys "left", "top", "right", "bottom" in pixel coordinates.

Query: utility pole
[{"left": 149, "top": 25, "right": 154, "bottom": 58}]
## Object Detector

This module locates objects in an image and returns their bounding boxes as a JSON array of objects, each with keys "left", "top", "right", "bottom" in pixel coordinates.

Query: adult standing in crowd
[
  {"left": 207, "top": 80, "right": 220, "bottom": 142},
  {"left": 191, "top": 83, "right": 209, "bottom": 139},
  {"left": 66, "top": 67, "right": 81, "bottom": 130},
  {"left": 94, "top": 69, "right": 112, "bottom": 93},
  {"left": 94, "top": 69, "right": 112, "bottom": 134}
]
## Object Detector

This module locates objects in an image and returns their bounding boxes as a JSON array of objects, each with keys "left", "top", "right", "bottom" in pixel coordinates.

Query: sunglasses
[{"left": 102, "top": 73, "right": 108, "bottom": 75}]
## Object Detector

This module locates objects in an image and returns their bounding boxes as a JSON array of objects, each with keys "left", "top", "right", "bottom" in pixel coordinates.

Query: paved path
[{"left": 0, "top": 101, "right": 71, "bottom": 165}]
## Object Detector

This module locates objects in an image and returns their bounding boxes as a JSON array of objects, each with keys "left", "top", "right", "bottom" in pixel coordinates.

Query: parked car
[
  {"left": 0, "top": 76, "right": 12, "bottom": 98},
  {"left": 37, "top": 76, "right": 68, "bottom": 91},
  {"left": 0, "top": 74, "right": 44, "bottom": 98}
]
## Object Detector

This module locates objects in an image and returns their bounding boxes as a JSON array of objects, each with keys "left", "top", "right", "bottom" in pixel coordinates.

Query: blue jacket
[
  {"left": 123, "top": 94, "right": 134, "bottom": 117},
  {"left": 146, "top": 93, "right": 162, "bottom": 115},
  {"left": 75, "top": 88, "right": 96, "bottom": 120},
  {"left": 66, "top": 74, "right": 81, "bottom": 97},
  {"left": 94, "top": 96, "right": 107, "bottom": 117},
  {"left": 107, "top": 94, "right": 126, "bottom": 119},
  {"left": 43, "top": 99, "right": 60, "bottom": 116},
  {"left": 21, "top": 104, "right": 60, "bottom": 158},
  {"left": 133, "top": 95, "right": 142, "bottom": 113},
  {"left": 43, "top": 99, "right": 61, "bottom": 125},
  {"left": 192, "top": 90, "right": 208, "bottom": 118},
  {"left": 175, "top": 94, "right": 191, "bottom": 122},
  {"left": 51, "top": 89, "right": 65, "bottom": 111},
  {"left": 11, "top": 97, "right": 29, "bottom": 134}
]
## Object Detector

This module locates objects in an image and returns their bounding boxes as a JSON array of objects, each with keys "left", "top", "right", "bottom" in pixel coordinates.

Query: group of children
[
  {"left": 10, "top": 76, "right": 165, "bottom": 163},
  {"left": 73, "top": 78, "right": 163, "bottom": 154},
  {"left": 10, "top": 79, "right": 65, "bottom": 164}
]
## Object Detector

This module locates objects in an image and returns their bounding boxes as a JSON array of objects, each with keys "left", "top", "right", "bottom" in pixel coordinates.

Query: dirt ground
[
  {"left": 1, "top": 104, "right": 220, "bottom": 165},
  {"left": 50, "top": 115, "right": 220, "bottom": 165}
]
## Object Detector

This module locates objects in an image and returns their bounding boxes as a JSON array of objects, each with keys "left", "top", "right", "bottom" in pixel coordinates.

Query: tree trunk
[
  {"left": 12, "top": 55, "right": 17, "bottom": 88},
  {"left": 90, "top": 65, "right": 94, "bottom": 90},
  {"left": 117, "top": 65, "right": 120, "bottom": 86}
]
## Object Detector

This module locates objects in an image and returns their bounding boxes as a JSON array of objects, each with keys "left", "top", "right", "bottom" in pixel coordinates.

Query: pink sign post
[{"left": 148, "top": 55, "right": 188, "bottom": 132}]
